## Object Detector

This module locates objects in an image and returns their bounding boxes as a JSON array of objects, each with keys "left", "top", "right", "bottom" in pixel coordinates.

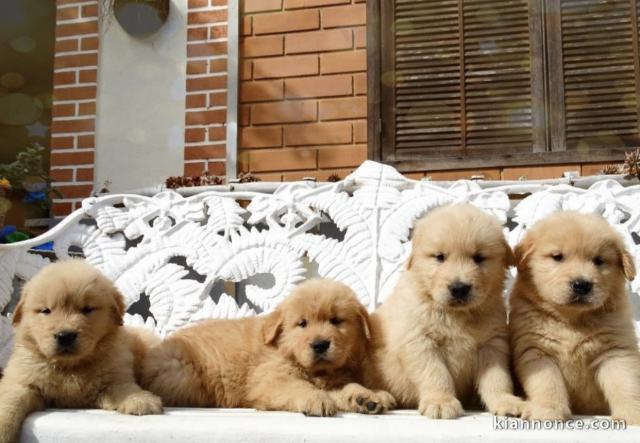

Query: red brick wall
[
  {"left": 50, "top": 0, "right": 99, "bottom": 216},
  {"left": 235, "top": 0, "right": 618, "bottom": 182},
  {"left": 46, "top": 0, "right": 618, "bottom": 221},
  {"left": 238, "top": 0, "right": 367, "bottom": 181},
  {"left": 184, "top": 0, "right": 228, "bottom": 177},
  {"left": 399, "top": 163, "right": 612, "bottom": 181}
]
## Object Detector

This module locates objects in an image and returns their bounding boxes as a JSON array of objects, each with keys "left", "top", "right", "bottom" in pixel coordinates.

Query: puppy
[
  {"left": 364, "top": 204, "right": 524, "bottom": 418},
  {"left": 510, "top": 211, "right": 640, "bottom": 423},
  {"left": 142, "top": 279, "right": 395, "bottom": 416},
  {"left": 0, "top": 260, "right": 162, "bottom": 443}
]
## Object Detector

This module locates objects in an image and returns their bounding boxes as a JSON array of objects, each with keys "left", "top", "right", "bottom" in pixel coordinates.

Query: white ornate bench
[{"left": 1, "top": 161, "right": 639, "bottom": 442}]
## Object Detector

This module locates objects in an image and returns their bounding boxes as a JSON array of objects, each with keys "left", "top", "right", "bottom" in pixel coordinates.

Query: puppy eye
[
  {"left": 433, "top": 253, "right": 446, "bottom": 263},
  {"left": 329, "top": 317, "right": 343, "bottom": 326},
  {"left": 593, "top": 256, "right": 605, "bottom": 266},
  {"left": 81, "top": 306, "right": 95, "bottom": 315},
  {"left": 472, "top": 254, "right": 485, "bottom": 264},
  {"left": 297, "top": 319, "right": 307, "bottom": 328},
  {"left": 551, "top": 253, "right": 564, "bottom": 262},
  {"left": 40, "top": 308, "right": 51, "bottom": 315}
]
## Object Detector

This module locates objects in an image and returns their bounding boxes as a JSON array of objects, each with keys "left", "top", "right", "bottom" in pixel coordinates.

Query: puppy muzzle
[
  {"left": 569, "top": 279, "right": 593, "bottom": 304},
  {"left": 448, "top": 281, "right": 473, "bottom": 305},
  {"left": 54, "top": 330, "right": 78, "bottom": 353},
  {"left": 311, "top": 339, "right": 331, "bottom": 355}
]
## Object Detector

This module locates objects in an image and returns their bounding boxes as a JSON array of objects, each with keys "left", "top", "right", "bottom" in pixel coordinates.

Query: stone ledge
[{"left": 21, "top": 409, "right": 639, "bottom": 443}]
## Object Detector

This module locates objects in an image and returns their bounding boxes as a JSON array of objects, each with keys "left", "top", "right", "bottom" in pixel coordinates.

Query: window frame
[{"left": 367, "top": 0, "right": 636, "bottom": 172}]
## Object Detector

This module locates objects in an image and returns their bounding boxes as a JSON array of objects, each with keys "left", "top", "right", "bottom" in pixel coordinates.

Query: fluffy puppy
[
  {"left": 142, "top": 279, "right": 395, "bottom": 416},
  {"left": 0, "top": 260, "right": 162, "bottom": 443},
  {"left": 510, "top": 211, "right": 639, "bottom": 423},
  {"left": 364, "top": 204, "right": 524, "bottom": 418}
]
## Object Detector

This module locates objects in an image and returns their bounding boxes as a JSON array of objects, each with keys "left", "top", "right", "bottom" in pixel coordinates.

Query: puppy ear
[
  {"left": 110, "top": 286, "right": 126, "bottom": 326},
  {"left": 406, "top": 220, "right": 425, "bottom": 271},
  {"left": 514, "top": 235, "right": 534, "bottom": 273},
  {"left": 503, "top": 239, "right": 516, "bottom": 268},
  {"left": 12, "top": 282, "right": 30, "bottom": 325},
  {"left": 357, "top": 305, "right": 372, "bottom": 341},
  {"left": 620, "top": 246, "right": 636, "bottom": 281},
  {"left": 263, "top": 309, "right": 283, "bottom": 345},
  {"left": 12, "top": 299, "right": 25, "bottom": 326},
  {"left": 406, "top": 251, "right": 414, "bottom": 270}
]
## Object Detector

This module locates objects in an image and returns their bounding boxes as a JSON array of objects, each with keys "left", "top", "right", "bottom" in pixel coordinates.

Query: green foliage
[
  {"left": 0, "top": 145, "right": 46, "bottom": 183},
  {"left": 0, "top": 144, "right": 58, "bottom": 209}
]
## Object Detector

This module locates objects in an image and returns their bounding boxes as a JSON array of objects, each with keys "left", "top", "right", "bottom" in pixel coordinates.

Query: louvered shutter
[
  {"left": 374, "top": 0, "right": 640, "bottom": 168},
  {"left": 383, "top": 0, "right": 535, "bottom": 162},
  {"left": 392, "top": 0, "right": 462, "bottom": 152},
  {"left": 463, "top": 0, "right": 534, "bottom": 152},
  {"left": 555, "top": 0, "right": 640, "bottom": 151}
]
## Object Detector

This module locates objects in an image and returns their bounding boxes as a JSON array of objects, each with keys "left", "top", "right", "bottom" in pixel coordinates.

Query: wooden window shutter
[
  {"left": 371, "top": 0, "right": 640, "bottom": 170},
  {"left": 463, "top": 0, "right": 535, "bottom": 154},
  {"left": 548, "top": 0, "right": 640, "bottom": 153},
  {"left": 381, "top": 0, "right": 535, "bottom": 166}
]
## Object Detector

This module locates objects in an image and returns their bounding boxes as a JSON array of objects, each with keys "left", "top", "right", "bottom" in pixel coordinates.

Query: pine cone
[
  {"left": 600, "top": 164, "right": 621, "bottom": 175},
  {"left": 623, "top": 148, "right": 640, "bottom": 180},
  {"left": 237, "top": 172, "right": 260, "bottom": 183}
]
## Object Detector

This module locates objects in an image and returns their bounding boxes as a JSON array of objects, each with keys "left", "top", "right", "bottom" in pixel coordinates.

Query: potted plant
[{"left": 0, "top": 144, "right": 58, "bottom": 228}]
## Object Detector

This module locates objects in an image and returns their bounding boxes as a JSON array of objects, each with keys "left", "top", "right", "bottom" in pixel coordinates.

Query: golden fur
[
  {"left": 363, "top": 204, "right": 524, "bottom": 418},
  {"left": 509, "top": 211, "right": 640, "bottom": 423},
  {"left": 0, "top": 260, "right": 162, "bottom": 443},
  {"left": 142, "top": 279, "right": 395, "bottom": 415}
]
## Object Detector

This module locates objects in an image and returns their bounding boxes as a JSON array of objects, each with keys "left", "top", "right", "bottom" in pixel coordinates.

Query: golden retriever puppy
[
  {"left": 363, "top": 204, "right": 524, "bottom": 418},
  {"left": 142, "top": 279, "right": 395, "bottom": 416},
  {"left": 510, "top": 211, "right": 639, "bottom": 423},
  {"left": 0, "top": 260, "right": 162, "bottom": 443}
]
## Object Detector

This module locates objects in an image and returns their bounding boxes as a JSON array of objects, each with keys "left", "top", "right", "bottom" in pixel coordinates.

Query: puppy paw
[
  {"left": 374, "top": 390, "right": 397, "bottom": 412},
  {"left": 298, "top": 393, "right": 337, "bottom": 417},
  {"left": 117, "top": 390, "right": 163, "bottom": 416},
  {"left": 0, "top": 417, "right": 19, "bottom": 443},
  {"left": 419, "top": 396, "right": 464, "bottom": 419},
  {"left": 521, "top": 402, "right": 570, "bottom": 421},
  {"left": 487, "top": 394, "right": 526, "bottom": 417},
  {"left": 349, "top": 389, "right": 396, "bottom": 414}
]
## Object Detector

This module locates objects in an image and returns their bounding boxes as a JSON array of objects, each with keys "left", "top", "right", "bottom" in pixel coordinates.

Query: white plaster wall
[{"left": 95, "top": 0, "right": 186, "bottom": 193}]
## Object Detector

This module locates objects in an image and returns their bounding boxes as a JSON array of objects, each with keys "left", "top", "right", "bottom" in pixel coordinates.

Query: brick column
[
  {"left": 184, "top": 0, "right": 229, "bottom": 177},
  {"left": 50, "top": 0, "right": 99, "bottom": 217},
  {"left": 238, "top": 0, "right": 368, "bottom": 182}
]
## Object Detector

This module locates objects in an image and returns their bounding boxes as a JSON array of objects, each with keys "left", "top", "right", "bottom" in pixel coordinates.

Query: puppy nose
[
  {"left": 311, "top": 340, "right": 331, "bottom": 354},
  {"left": 55, "top": 331, "right": 78, "bottom": 347},
  {"left": 449, "top": 282, "right": 472, "bottom": 300},
  {"left": 571, "top": 279, "right": 593, "bottom": 296}
]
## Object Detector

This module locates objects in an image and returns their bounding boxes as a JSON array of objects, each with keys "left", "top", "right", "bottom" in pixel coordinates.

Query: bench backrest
[{"left": 1, "top": 161, "right": 639, "bottom": 366}]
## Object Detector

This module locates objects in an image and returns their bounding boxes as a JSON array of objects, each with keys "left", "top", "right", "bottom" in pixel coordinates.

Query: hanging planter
[{"left": 113, "top": 0, "right": 170, "bottom": 37}]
